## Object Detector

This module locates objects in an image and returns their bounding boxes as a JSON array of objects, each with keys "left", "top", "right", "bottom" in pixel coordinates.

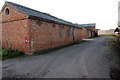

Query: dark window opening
[{"left": 5, "top": 8, "right": 9, "bottom": 15}]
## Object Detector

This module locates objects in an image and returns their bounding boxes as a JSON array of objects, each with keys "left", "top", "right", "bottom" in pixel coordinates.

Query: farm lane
[{"left": 2, "top": 36, "right": 113, "bottom": 78}]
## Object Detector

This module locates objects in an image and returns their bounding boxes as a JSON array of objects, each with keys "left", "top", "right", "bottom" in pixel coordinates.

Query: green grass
[
  {"left": 0, "top": 48, "right": 24, "bottom": 59},
  {"left": 99, "top": 34, "right": 116, "bottom": 37},
  {"left": 109, "top": 38, "right": 120, "bottom": 64},
  {"left": 109, "top": 37, "right": 120, "bottom": 78}
]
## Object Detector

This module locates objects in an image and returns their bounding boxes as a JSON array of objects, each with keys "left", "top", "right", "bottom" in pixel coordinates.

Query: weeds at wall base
[{"left": 0, "top": 48, "right": 24, "bottom": 60}]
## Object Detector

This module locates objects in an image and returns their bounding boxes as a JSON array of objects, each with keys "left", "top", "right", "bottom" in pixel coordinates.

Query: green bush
[{"left": 0, "top": 48, "right": 24, "bottom": 59}]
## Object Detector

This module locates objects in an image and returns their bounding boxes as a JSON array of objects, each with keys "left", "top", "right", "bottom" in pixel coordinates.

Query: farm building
[
  {"left": 81, "top": 27, "right": 89, "bottom": 39},
  {"left": 78, "top": 23, "right": 98, "bottom": 39},
  {"left": 80, "top": 23, "right": 96, "bottom": 30},
  {"left": 0, "top": 2, "right": 82, "bottom": 54}
]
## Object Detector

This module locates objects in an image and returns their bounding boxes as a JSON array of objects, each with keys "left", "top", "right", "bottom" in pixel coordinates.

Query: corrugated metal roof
[{"left": 6, "top": 2, "right": 77, "bottom": 27}]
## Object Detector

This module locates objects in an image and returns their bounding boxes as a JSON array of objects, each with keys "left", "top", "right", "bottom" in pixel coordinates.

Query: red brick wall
[
  {"left": 82, "top": 29, "right": 96, "bottom": 38},
  {"left": 74, "top": 28, "right": 82, "bottom": 41},
  {"left": 29, "top": 19, "right": 82, "bottom": 53},
  {"left": 81, "top": 27, "right": 89, "bottom": 39},
  {"left": 0, "top": 3, "right": 30, "bottom": 54},
  {"left": 0, "top": 3, "right": 28, "bottom": 23},
  {"left": 86, "top": 26, "right": 95, "bottom": 30},
  {"left": 1, "top": 19, "right": 30, "bottom": 54}
]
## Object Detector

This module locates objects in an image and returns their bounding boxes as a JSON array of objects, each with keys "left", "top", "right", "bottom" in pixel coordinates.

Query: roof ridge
[
  {"left": 5, "top": 1, "right": 76, "bottom": 27},
  {"left": 6, "top": 1, "right": 46, "bottom": 15}
]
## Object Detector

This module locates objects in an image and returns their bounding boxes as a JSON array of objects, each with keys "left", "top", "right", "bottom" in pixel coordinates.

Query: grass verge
[
  {"left": 100, "top": 34, "right": 116, "bottom": 37},
  {"left": 108, "top": 37, "right": 120, "bottom": 79},
  {"left": 109, "top": 38, "right": 120, "bottom": 64}
]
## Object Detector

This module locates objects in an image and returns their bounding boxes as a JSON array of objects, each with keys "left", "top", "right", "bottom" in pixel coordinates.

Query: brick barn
[
  {"left": 81, "top": 23, "right": 96, "bottom": 30},
  {"left": 0, "top": 2, "right": 82, "bottom": 54},
  {"left": 79, "top": 23, "right": 98, "bottom": 39},
  {"left": 81, "top": 27, "right": 89, "bottom": 39}
]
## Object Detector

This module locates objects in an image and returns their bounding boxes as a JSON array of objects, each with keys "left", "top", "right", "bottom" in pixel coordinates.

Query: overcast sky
[{"left": 0, "top": 0, "right": 119, "bottom": 30}]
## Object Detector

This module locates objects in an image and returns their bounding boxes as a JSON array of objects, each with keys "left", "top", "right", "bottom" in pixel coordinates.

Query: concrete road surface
[{"left": 2, "top": 36, "right": 114, "bottom": 78}]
